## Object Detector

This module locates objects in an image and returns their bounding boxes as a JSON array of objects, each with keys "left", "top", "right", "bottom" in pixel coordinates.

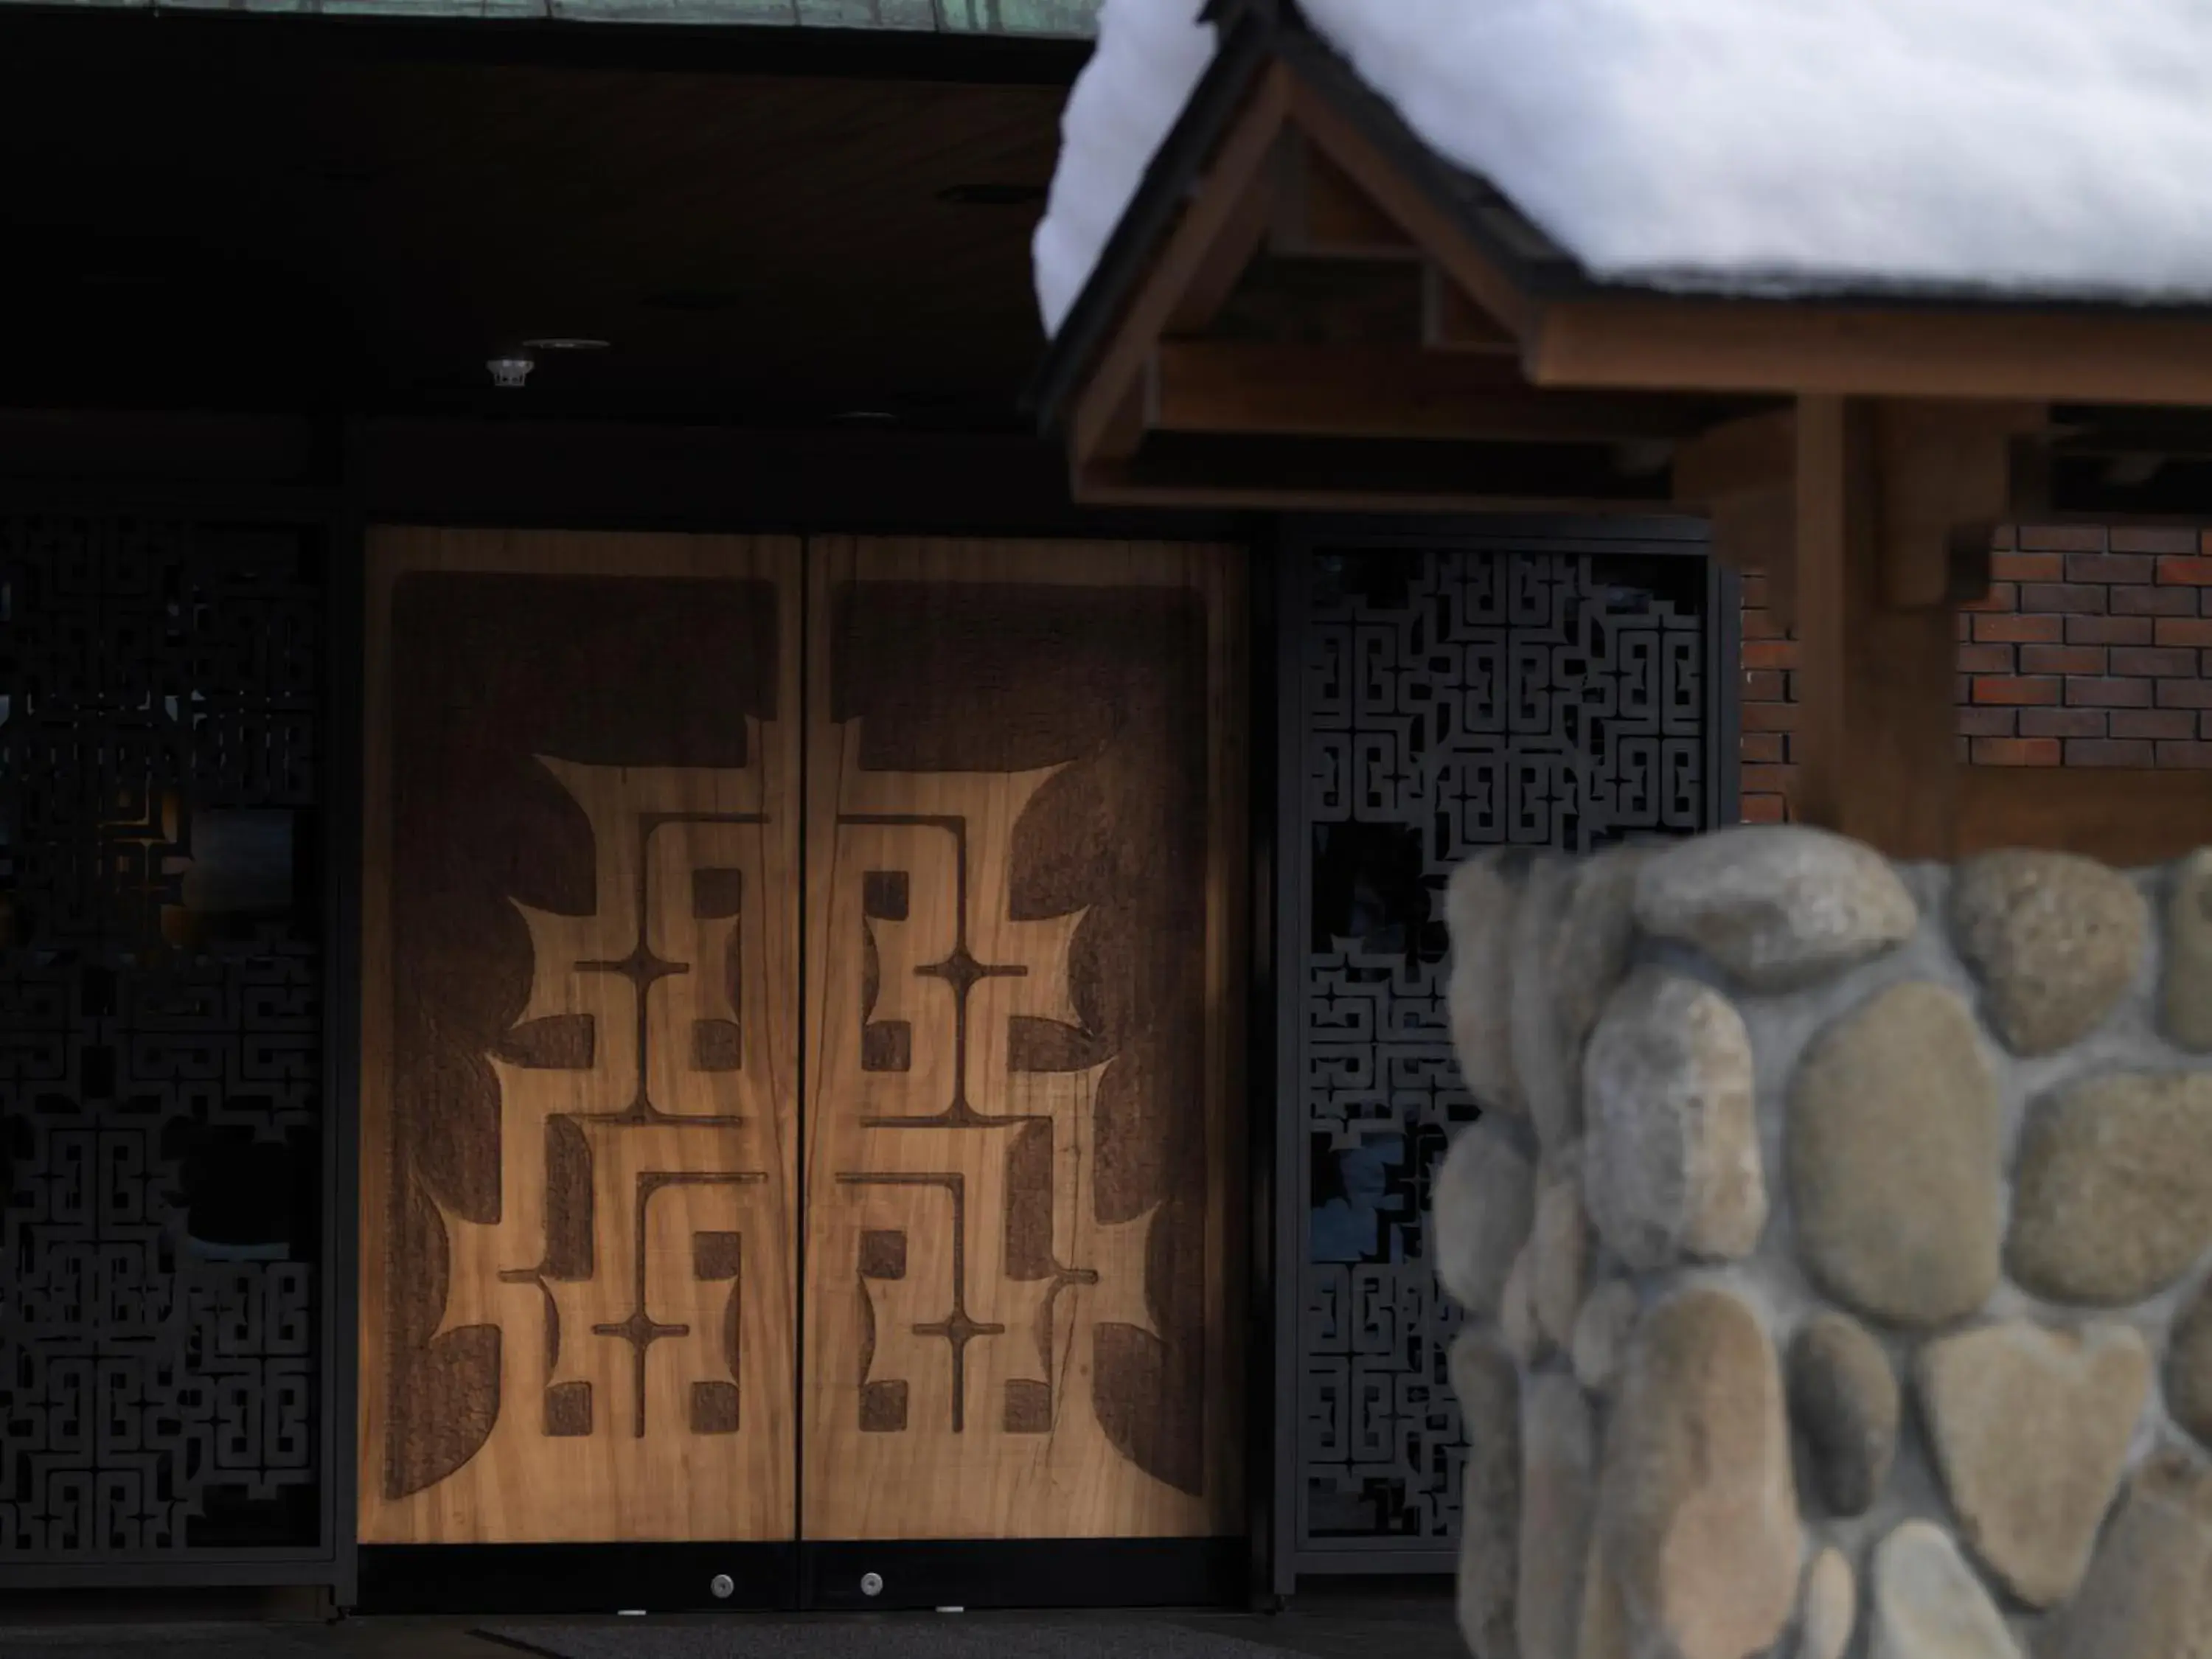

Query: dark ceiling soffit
[{"left": 1020, "top": 4, "right": 1279, "bottom": 431}]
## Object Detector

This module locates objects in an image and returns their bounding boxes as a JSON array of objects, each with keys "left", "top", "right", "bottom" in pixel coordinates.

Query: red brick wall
[{"left": 1739, "top": 526, "right": 2212, "bottom": 824}]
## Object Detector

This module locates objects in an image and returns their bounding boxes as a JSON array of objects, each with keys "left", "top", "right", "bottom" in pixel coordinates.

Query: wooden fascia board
[
  {"left": 1065, "top": 63, "right": 1295, "bottom": 472},
  {"left": 1529, "top": 298, "right": 2212, "bottom": 408}
]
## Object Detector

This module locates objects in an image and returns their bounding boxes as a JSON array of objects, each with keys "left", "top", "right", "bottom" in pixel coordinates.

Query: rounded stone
[
  {"left": 1916, "top": 1319, "right": 2152, "bottom": 1609},
  {"left": 1548, "top": 849, "right": 1655, "bottom": 1071},
  {"left": 2039, "top": 1449, "right": 2212, "bottom": 1659},
  {"left": 1571, "top": 1279, "right": 1640, "bottom": 1395},
  {"left": 1582, "top": 967, "right": 1766, "bottom": 1272},
  {"left": 1510, "top": 852, "right": 1582, "bottom": 1155},
  {"left": 2171, "top": 1276, "right": 2212, "bottom": 1452},
  {"left": 1868, "top": 1520, "right": 2022, "bottom": 1659},
  {"left": 1798, "top": 1547, "right": 1857, "bottom": 1659},
  {"left": 2164, "top": 847, "right": 2212, "bottom": 1051},
  {"left": 1447, "top": 850, "right": 1528, "bottom": 1115},
  {"left": 2006, "top": 1071, "right": 2212, "bottom": 1307},
  {"left": 1433, "top": 1118, "right": 1537, "bottom": 1318},
  {"left": 1530, "top": 1149, "right": 1593, "bottom": 1350},
  {"left": 1951, "top": 849, "right": 2148, "bottom": 1056},
  {"left": 1787, "top": 981, "right": 2003, "bottom": 1328},
  {"left": 1498, "top": 1241, "right": 1546, "bottom": 1367},
  {"left": 1596, "top": 1284, "right": 1801, "bottom": 1659},
  {"left": 1448, "top": 1329, "right": 1522, "bottom": 1659},
  {"left": 1633, "top": 824, "right": 1917, "bottom": 992},
  {"left": 1517, "top": 1372, "right": 1597, "bottom": 1659},
  {"left": 1788, "top": 1310, "right": 1900, "bottom": 1517}
]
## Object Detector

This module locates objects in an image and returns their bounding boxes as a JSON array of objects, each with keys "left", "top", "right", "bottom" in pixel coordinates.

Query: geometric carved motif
[
  {"left": 801, "top": 558, "right": 1234, "bottom": 1543},
  {"left": 432, "top": 753, "right": 775, "bottom": 1456},
  {"left": 1293, "top": 545, "right": 1709, "bottom": 1547},
  {"left": 0, "top": 512, "right": 325, "bottom": 1559},
  {"left": 368, "top": 555, "right": 796, "bottom": 1546},
  {"left": 823, "top": 749, "right": 1157, "bottom": 1450}
]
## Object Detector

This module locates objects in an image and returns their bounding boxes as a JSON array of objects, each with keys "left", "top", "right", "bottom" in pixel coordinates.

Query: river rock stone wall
[{"left": 1435, "top": 825, "right": 2212, "bottom": 1659}]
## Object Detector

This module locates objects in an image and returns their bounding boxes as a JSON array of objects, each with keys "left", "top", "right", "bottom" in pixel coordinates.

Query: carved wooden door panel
[
  {"left": 358, "top": 532, "right": 1247, "bottom": 1554},
  {"left": 358, "top": 530, "right": 802, "bottom": 1545},
  {"left": 799, "top": 538, "right": 1248, "bottom": 1541}
]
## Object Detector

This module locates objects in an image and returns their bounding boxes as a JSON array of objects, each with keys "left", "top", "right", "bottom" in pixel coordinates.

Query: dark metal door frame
[{"left": 1267, "top": 515, "right": 1739, "bottom": 1593}]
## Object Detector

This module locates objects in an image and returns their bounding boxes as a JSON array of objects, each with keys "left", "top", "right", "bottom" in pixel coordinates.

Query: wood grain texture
[
  {"left": 1531, "top": 296, "right": 2212, "bottom": 407},
  {"left": 800, "top": 538, "right": 1247, "bottom": 1542},
  {"left": 359, "top": 529, "right": 801, "bottom": 1545},
  {"left": 1792, "top": 397, "right": 1962, "bottom": 860},
  {"left": 1956, "top": 768, "right": 2212, "bottom": 867}
]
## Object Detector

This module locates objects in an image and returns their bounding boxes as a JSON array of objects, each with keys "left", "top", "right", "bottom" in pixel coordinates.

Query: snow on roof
[{"left": 1035, "top": 0, "right": 2212, "bottom": 338}]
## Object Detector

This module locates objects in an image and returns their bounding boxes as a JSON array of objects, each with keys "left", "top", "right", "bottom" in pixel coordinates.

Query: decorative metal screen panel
[
  {"left": 1278, "top": 529, "right": 1726, "bottom": 1576},
  {"left": 0, "top": 514, "right": 333, "bottom": 1571}
]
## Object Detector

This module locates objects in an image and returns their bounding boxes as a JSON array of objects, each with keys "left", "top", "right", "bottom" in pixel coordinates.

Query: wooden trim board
[{"left": 1957, "top": 768, "right": 2212, "bottom": 868}]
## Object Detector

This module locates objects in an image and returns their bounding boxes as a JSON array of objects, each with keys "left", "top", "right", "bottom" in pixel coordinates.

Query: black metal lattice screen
[
  {"left": 1278, "top": 530, "right": 1724, "bottom": 1577},
  {"left": 0, "top": 514, "right": 332, "bottom": 1568}
]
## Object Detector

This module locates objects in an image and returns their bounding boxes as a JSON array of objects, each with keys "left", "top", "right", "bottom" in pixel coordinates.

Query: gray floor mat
[
  {"left": 479, "top": 1620, "right": 1307, "bottom": 1659},
  {"left": 0, "top": 1627, "right": 326, "bottom": 1659}
]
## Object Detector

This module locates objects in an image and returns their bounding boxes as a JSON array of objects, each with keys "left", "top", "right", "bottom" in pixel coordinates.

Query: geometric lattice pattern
[
  {"left": 0, "top": 513, "right": 325, "bottom": 1559},
  {"left": 1293, "top": 542, "right": 1710, "bottom": 1550}
]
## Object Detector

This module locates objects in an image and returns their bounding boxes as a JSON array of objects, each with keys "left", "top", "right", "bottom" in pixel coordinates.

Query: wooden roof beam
[
  {"left": 1144, "top": 341, "right": 1734, "bottom": 446},
  {"left": 1529, "top": 299, "right": 2212, "bottom": 408}
]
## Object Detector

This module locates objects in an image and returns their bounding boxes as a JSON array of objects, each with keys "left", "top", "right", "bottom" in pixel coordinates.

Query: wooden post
[{"left": 1792, "top": 397, "right": 1966, "bottom": 859}]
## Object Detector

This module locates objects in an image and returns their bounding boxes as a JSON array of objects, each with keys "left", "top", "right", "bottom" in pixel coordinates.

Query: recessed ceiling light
[
  {"left": 524, "top": 337, "right": 612, "bottom": 352},
  {"left": 937, "top": 183, "right": 1048, "bottom": 208}
]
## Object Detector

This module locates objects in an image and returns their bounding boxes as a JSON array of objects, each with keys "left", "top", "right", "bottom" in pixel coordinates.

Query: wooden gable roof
[
  {"left": 1031, "top": 0, "right": 2212, "bottom": 865},
  {"left": 1029, "top": 0, "right": 2212, "bottom": 526}
]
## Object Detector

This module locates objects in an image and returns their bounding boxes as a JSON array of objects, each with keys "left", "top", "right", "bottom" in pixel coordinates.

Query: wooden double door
[{"left": 355, "top": 532, "right": 1245, "bottom": 1552}]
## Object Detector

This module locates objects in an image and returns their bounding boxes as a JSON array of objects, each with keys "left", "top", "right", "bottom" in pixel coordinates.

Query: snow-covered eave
[
  {"left": 1032, "top": 0, "right": 2212, "bottom": 442},
  {"left": 1025, "top": 1, "right": 1284, "bottom": 432}
]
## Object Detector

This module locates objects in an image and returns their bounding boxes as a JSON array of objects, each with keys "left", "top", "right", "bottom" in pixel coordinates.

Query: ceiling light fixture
[
  {"left": 524, "top": 337, "right": 612, "bottom": 353},
  {"left": 487, "top": 355, "right": 535, "bottom": 390}
]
